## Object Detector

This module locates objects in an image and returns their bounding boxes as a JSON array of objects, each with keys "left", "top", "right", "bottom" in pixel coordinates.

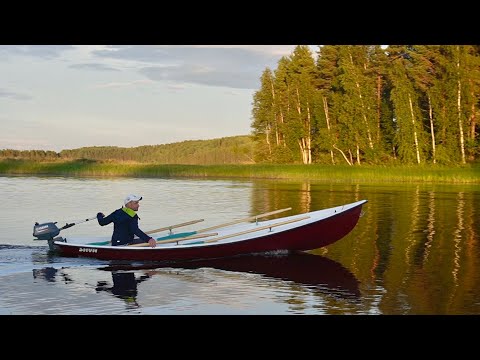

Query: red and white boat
[{"left": 33, "top": 200, "right": 367, "bottom": 262}]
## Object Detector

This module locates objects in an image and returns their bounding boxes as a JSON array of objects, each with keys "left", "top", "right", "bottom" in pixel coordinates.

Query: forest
[
  {"left": 252, "top": 45, "right": 479, "bottom": 165},
  {"left": 0, "top": 136, "right": 255, "bottom": 165}
]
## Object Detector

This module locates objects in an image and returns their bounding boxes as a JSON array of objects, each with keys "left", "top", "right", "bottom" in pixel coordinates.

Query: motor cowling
[{"left": 33, "top": 222, "right": 60, "bottom": 240}]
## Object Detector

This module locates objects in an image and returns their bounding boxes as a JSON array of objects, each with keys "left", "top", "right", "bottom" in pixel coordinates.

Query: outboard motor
[
  {"left": 33, "top": 222, "right": 61, "bottom": 240},
  {"left": 33, "top": 216, "right": 96, "bottom": 242},
  {"left": 33, "top": 222, "right": 60, "bottom": 240}
]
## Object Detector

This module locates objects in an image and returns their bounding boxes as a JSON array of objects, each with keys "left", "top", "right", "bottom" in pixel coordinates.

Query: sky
[{"left": 0, "top": 45, "right": 317, "bottom": 152}]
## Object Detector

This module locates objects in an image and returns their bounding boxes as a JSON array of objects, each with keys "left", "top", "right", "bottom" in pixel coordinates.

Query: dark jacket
[{"left": 97, "top": 208, "right": 150, "bottom": 246}]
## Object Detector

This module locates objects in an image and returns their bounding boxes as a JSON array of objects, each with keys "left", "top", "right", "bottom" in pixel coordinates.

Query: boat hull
[{"left": 50, "top": 200, "right": 366, "bottom": 262}]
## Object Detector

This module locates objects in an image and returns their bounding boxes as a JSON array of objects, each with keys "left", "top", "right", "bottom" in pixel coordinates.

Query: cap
[{"left": 124, "top": 194, "right": 142, "bottom": 205}]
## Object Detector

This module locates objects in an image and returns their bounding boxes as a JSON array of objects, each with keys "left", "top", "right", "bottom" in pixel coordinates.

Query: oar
[
  {"left": 203, "top": 215, "right": 310, "bottom": 243},
  {"left": 130, "top": 215, "right": 308, "bottom": 247},
  {"left": 194, "top": 207, "right": 292, "bottom": 234},
  {"left": 144, "top": 208, "right": 291, "bottom": 242},
  {"left": 145, "top": 219, "right": 204, "bottom": 235},
  {"left": 129, "top": 232, "right": 218, "bottom": 247}
]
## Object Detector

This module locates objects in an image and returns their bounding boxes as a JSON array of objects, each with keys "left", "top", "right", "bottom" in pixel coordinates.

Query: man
[{"left": 97, "top": 194, "right": 157, "bottom": 248}]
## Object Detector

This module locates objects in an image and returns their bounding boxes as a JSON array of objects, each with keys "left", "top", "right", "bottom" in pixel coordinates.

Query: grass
[{"left": 0, "top": 159, "right": 479, "bottom": 184}]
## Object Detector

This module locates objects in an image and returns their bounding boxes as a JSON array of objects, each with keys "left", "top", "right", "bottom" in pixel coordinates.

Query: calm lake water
[{"left": 1, "top": 175, "right": 479, "bottom": 315}]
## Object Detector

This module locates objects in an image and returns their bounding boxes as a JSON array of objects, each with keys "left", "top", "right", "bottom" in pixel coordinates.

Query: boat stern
[{"left": 47, "top": 237, "right": 65, "bottom": 252}]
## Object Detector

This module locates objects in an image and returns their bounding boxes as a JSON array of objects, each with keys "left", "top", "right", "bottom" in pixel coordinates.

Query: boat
[{"left": 33, "top": 200, "right": 367, "bottom": 262}]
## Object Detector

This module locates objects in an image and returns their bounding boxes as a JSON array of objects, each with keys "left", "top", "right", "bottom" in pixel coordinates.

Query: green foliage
[
  {"left": 251, "top": 44, "right": 480, "bottom": 166},
  {"left": 0, "top": 149, "right": 60, "bottom": 160},
  {"left": 271, "top": 145, "right": 296, "bottom": 164},
  {"left": 0, "top": 136, "right": 255, "bottom": 165}
]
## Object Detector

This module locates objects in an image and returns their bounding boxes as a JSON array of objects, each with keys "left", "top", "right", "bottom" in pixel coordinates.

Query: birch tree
[
  {"left": 286, "top": 45, "right": 318, "bottom": 164},
  {"left": 386, "top": 45, "right": 426, "bottom": 164}
]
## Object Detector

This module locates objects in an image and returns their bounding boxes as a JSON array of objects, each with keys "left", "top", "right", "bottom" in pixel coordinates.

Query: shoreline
[{"left": 1, "top": 159, "right": 479, "bottom": 184}]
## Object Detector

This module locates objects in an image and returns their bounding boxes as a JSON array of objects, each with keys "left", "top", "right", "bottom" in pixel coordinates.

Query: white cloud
[{"left": 92, "top": 79, "right": 155, "bottom": 89}]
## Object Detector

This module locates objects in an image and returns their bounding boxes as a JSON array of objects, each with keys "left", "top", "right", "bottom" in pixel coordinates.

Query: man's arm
[
  {"left": 129, "top": 217, "right": 156, "bottom": 248},
  {"left": 97, "top": 211, "right": 115, "bottom": 226},
  {"left": 129, "top": 217, "right": 151, "bottom": 242}
]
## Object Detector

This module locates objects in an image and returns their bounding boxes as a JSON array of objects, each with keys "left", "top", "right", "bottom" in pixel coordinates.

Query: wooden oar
[
  {"left": 143, "top": 208, "right": 290, "bottom": 243},
  {"left": 204, "top": 215, "right": 310, "bottom": 243},
  {"left": 129, "top": 232, "right": 218, "bottom": 247},
  {"left": 194, "top": 207, "right": 292, "bottom": 234},
  {"left": 145, "top": 219, "right": 204, "bottom": 235}
]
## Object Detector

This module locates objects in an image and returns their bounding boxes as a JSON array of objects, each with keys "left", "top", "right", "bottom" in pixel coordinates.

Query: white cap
[{"left": 124, "top": 194, "right": 142, "bottom": 205}]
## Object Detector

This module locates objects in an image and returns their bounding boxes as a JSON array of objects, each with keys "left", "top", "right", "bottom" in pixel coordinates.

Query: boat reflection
[
  {"left": 102, "top": 252, "right": 361, "bottom": 300},
  {"left": 31, "top": 253, "right": 361, "bottom": 310},
  {"left": 32, "top": 267, "right": 73, "bottom": 283}
]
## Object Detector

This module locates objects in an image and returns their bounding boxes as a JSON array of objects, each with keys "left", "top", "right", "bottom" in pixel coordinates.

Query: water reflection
[
  {"left": 323, "top": 183, "right": 480, "bottom": 314},
  {"left": 31, "top": 264, "right": 155, "bottom": 310},
  {"left": 32, "top": 267, "right": 73, "bottom": 283},
  {"left": 95, "top": 272, "right": 152, "bottom": 308},
  {"left": 4, "top": 177, "right": 480, "bottom": 314},
  {"left": 29, "top": 252, "right": 360, "bottom": 312},
  {"left": 100, "top": 252, "right": 361, "bottom": 300}
]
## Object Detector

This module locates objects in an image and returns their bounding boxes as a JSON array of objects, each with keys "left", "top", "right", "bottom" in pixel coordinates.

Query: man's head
[{"left": 124, "top": 194, "right": 142, "bottom": 210}]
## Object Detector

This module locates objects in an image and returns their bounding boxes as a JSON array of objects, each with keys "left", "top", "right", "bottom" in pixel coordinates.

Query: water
[{"left": 1, "top": 175, "right": 479, "bottom": 314}]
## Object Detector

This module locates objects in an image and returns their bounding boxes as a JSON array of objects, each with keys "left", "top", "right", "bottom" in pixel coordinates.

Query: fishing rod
[{"left": 33, "top": 216, "right": 97, "bottom": 241}]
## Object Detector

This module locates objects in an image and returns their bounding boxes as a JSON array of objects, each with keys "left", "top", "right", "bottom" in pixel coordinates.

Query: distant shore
[{"left": 0, "top": 159, "right": 479, "bottom": 184}]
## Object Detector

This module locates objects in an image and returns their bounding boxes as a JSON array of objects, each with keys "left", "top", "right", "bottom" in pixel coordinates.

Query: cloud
[
  {"left": 0, "top": 88, "right": 32, "bottom": 100},
  {"left": 140, "top": 64, "right": 259, "bottom": 89},
  {"left": 188, "top": 45, "right": 300, "bottom": 57},
  {"left": 166, "top": 83, "right": 187, "bottom": 91},
  {"left": 91, "top": 45, "right": 174, "bottom": 64},
  {"left": 92, "top": 79, "right": 155, "bottom": 89},
  {"left": 1, "top": 45, "right": 306, "bottom": 90},
  {"left": 91, "top": 45, "right": 292, "bottom": 89},
  {"left": 0, "top": 45, "right": 75, "bottom": 59},
  {"left": 69, "top": 63, "right": 120, "bottom": 72}
]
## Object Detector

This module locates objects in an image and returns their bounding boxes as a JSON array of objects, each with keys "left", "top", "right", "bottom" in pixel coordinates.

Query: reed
[{"left": 0, "top": 159, "right": 479, "bottom": 184}]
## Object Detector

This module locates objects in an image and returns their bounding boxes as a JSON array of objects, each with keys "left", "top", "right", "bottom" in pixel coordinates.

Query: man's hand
[{"left": 148, "top": 238, "right": 157, "bottom": 248}]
